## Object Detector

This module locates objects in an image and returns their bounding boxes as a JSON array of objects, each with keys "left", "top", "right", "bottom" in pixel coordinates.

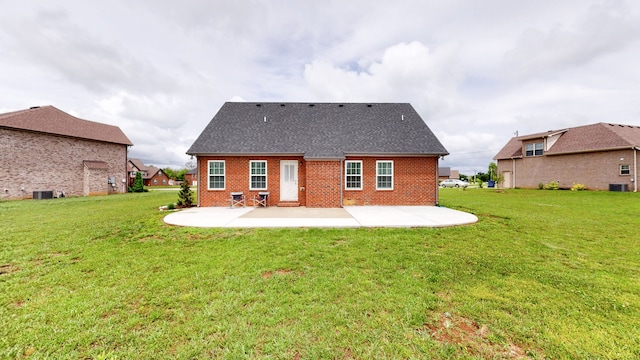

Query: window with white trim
[
  {"left": 345, "top": 161, "right": 362, "bottom": 190},
  {"left": 620, "top": 164, "right": 630, "bottom": 175},
  {"left": 376, "top": 160, "right": 393, "bottom": 190},
  {"left": 250, "top": 160, "right": 267, "bottom": 189},
  {"left": 208, "top": 160, "right": 225, "bottom": 190},
  {"left": 525, "top": 142, "right": 543, "bottom": 157}
]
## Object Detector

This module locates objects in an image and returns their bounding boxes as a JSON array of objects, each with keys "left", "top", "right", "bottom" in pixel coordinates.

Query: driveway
[{"left": 163, "top": 206, "right": 477, "bottom": 228}]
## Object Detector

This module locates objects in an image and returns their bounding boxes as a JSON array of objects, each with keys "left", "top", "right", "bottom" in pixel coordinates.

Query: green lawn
[{"left": 1, "top": 189, "right": 639, "bottom": 359}]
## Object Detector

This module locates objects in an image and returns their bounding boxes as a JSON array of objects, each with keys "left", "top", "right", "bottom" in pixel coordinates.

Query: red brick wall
[
  {"left": 197, "top": 156, "right": 306, "bottom": 207},
  {"left": 342, "top": 157, "right": 438, "bottom": 206},
  {"left": 197, "top": 155, "right": 440, "bottom": 207},
  {"left": 306, "top": 160, "right": 342, "bottom": 207}
]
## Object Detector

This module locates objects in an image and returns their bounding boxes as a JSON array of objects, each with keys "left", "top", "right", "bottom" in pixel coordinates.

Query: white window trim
[
  {"left": 620, "top": 164, "right": 630, "bottom": 176},
  {"left": 345, "top": 160, "right": 363, "bottom": 190},
  {"left": 525, "top": 142, "right": 544, "bottom": 157},
  {"left": 249, "top": 160, "right": 268, "bottom": 190},
  {"left": 207, "top": 160, "right": 225, "bottom": 190},
  {"left": 376, "top": 160, "right": 394, "bottom": 190}
]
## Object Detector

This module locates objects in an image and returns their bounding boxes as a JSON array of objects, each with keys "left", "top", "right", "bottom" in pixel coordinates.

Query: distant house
[
  {"left": 0, "top": 106, "right": 132, "bottom": 199},
  {"left": 187, "top": 102, "right": 448, "bottom": 207},
  {"left": 184, "top": 168, "right": 197, "bottom": 186},
  {"left": 127, "top": 159, "right": 170, "bottom": 187},
  {"left": 438, "top": 167, "right": 460, "bottom": 181},
  {"left": 494, "top": 122, "right": 639, "bottom": 191}
]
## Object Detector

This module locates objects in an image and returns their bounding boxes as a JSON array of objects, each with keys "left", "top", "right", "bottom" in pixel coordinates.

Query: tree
[
  {"left": 488, "top": 162, "right": 498, "bottom": 180},
  {"left": 177, "top": 179, "right": 194, "bottom": 207},
  {"left": 488, "top": 161, "right": 504, "bottom": 188},
  {"left": 131, "top": 172, "right": 145, "bottom": 192}
]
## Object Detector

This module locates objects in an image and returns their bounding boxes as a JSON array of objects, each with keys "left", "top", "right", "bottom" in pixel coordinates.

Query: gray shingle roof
[{"left": 187, "top": 102, "right": 448, "bottom": 158}]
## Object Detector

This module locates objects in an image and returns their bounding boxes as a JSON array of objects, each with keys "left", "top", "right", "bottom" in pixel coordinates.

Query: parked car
[{"left": 440, "top": 179, "right": 469, "bottom": 188}]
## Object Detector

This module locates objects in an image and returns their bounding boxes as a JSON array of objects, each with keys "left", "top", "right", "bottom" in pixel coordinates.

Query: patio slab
[{"left": 163, "top": 205, "right": 477, "bottom": 228}]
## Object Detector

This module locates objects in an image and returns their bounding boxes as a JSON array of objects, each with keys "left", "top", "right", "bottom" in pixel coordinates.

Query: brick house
[
  {"left": 494, "top": 122, "right": 640, "bottom": 191},
  {"left": 127, "top": 159, "right": 170, "bottom": 187},
  {"left": 187, "top": 102, "right": 449, "bottom": 207},
  {"left": 0, "top": 106, "right": 132, "bottom": 199}
]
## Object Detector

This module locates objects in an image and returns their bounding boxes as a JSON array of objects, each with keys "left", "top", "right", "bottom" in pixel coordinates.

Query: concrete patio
[{"left": 163, "top": 205, "right": 478, "bottom": 228}]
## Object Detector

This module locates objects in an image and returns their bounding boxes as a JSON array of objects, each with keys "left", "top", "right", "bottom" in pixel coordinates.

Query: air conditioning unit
[
  {"left": 609, "top": 184, "right": 629, "bottom": 192},
  {"left": 33, "top": 191, "right": 54, "bottom": 200}
]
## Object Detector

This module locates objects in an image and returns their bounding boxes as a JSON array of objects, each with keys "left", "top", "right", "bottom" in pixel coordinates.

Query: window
[
  {"left": 376, "top": 160, "right": 393, "bottom": 190},
  {"left": 525, "top": 142, "right": 543, "bottom": 157},
  {"left": 250, "top": 160, "right": 267, "bottom": 189},
  {"left": 620, "top": 164, "right": 630, "bottom": 175},
  {"left": 208, "top": 160, "right": 225, "bottom": 190},
  {"left": 345, "top": 161, "right": 362, "bottom": 190}
]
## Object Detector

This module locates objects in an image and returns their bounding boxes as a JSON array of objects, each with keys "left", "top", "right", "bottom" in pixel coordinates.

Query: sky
[{"left": 1, "top": 0, "right": 639, "bottom": 175}]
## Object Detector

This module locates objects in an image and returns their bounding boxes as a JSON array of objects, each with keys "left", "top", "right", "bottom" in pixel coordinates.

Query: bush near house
[
  {"left": 571, "top": 183, "right": 586, "bottom": 191},
  {"left": 1, "top": 190, "right": 639, "bottom": 359}
]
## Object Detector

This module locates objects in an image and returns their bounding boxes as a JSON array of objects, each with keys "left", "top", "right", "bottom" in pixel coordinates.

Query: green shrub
[
  {"left": 544, "top": 181, "right": 559, "bottom": 190},
  {"left": 167, "top": 203, "right": 176, "bottom": 210},
  {"left": 538, "top": 183, "right": 544, "bottom": 189},
  {"left": 571, "top": 183, "right": 586, "bottom": 191}
]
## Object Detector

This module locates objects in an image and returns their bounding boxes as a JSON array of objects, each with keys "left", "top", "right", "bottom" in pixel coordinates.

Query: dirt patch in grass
[
  {"left": 425, "top": 312, "right": 534, "bottom": 359},
  {"left": 0, "top": 263, "right": 19, "bottom": 275},
  {"left": 262, "top": 269, "right": 293, "bottom": 279}
]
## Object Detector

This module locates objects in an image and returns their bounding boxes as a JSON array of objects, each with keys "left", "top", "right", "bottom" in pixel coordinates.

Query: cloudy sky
[{"left": 2, "top": 1, "right": 639, "bottom": 174}]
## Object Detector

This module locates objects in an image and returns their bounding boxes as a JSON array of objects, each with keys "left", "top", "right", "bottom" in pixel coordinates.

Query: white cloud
[{"left": 1, "top": 0, "right": 639, "bottom": 173}]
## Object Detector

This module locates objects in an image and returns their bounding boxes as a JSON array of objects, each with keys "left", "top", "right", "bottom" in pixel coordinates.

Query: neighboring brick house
[
  {"left": 187, "top": 102, "right": 449, "bottom": 207},
  {"left": 494, "top": 122, "right": 640, "bottom": 191},
  {"left": 127, "top": 159, "right": 170, "bottom": 187},
  {"left": 0, "top": 105, "right": 132, "bottom": 199},
  {"left": 184, "top": 168, "right": 197, "bottom": 186}
]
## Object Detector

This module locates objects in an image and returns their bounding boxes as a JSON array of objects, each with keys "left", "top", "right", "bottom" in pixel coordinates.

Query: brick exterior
[
  {"left": 147, "top": 171, "right": 170, "bottom": 186},
  {"left": 497, "top": 149, "right": 636, "bottom": 190},
  {"left": 306, "top": 160, "right": 342, "bottom": 207},
  {"left": 342, "top": 157, "right": 438, "bottom": 206},
  {"left": 197, "top": 155, "right": 439, "bottom": 207},
  {"left": 1, "top": 128, "right": 129, "bottom": 199}
]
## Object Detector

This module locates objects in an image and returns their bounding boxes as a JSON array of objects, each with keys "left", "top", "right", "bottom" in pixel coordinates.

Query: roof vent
[
  {"left": 30, "top": 106, "right": 40, "bottom": 109},
  {"left": 280, "top": 104, "right": 285, "bottom": 107},
  {"left": 338, "top": 104, "right": 344, "bottom": 107},
  {"left": 367, "top": 104, "right": 372, "bottom": 107},
  {"left": 256, "top": 104, "right": 262, "bottom": 107},
  {"left": 309, "top": 104, "right": 315, "bottom": 107}
]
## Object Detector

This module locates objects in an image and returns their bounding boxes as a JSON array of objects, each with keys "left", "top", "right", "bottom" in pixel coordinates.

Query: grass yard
[{"left": 1, "top": 189, "right": 639, "bottom": 359}]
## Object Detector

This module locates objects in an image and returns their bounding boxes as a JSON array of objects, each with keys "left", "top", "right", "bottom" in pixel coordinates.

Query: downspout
[
  {"left": 196, "top": 156, "right": 201, "bottom": 207},
  {"left": 435, "top": 158, "right": 440, "bottom": 206},
  {"left": 340, "top": 158, "right": 344, "bottom": 207},
  {"left": 634, "top": 147, "right": 638, "bottom": 192},
  {"left": 512, "top": 158, "right": 516, "bottom": 189}
]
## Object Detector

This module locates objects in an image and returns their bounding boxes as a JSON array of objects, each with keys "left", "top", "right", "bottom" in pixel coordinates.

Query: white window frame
[
  {"left": 250, "top": 160, "right": 268, "bottom": 190},
  {"left": 345, "top": 160, "right": 362, "bottom": 190},
  {"left": 208, "top": 160, "right": 225, "bottom": 190},
  {"left": 620, "top": 164, "right": 630, "bottom": 176},
  {"left": 376, "top": 160, "right": 394, "bottom": 190},
  {"left": 525, "top": 142, "right": 544, "bottom": 157}
]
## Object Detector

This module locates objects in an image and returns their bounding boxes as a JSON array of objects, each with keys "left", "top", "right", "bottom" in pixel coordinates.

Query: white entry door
[{"left": 280, "top": 160, "right": 298, "bottom": 201}]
